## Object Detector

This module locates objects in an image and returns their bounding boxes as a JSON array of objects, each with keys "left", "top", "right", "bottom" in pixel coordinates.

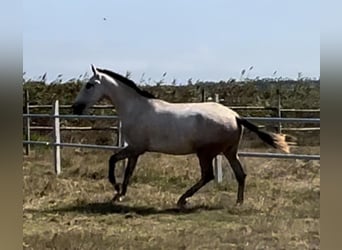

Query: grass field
[{"left": 23, "top": 145, "right": 320, "bottom": 249}]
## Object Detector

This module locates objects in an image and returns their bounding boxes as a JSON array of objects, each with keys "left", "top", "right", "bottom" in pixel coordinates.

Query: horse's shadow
[{"left": 27, "top": 202, "right": 224, "bottom": 217}]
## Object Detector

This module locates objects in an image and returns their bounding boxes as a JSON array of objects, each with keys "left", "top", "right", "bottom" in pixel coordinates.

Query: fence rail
[
  {"left": 23, "top": 114, "right": 119, "bottom": 119},
  {"left": 23, "top": 100, "right": 320, "bottom": 180},
  {"left": 29, "top": 126, "right": 118, "bottom": 131},
  {"left": 23, "top": 113, "right": 321, "bottom": 123},
  {"left": 22, "top": 140, "right": 320, "bottom": 161},
  {"left": 27, "top": 104, "right": 115, "bottom": 109},
  {"left": 23, "top": 140, "right": 122, "bottom": 150},
  {"left": 25, "top": 104, "right": 321, "bottom": 112}
]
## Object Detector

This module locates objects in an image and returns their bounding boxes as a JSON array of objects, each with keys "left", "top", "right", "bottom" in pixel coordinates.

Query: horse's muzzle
[{"left": 72, "top": 103, "right": 86, "bottom": 115}]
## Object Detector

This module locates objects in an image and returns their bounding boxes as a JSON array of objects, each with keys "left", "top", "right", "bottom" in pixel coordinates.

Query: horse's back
[{"left": 153, "top": 100, "right": 239, "bottom": 128}]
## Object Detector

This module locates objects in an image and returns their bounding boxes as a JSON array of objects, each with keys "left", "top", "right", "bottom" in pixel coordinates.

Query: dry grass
[{"left": 23, "top": 146, "right": 320, "bottom": 249}]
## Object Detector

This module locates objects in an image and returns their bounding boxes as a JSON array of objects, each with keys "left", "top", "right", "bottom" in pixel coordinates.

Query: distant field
[{"left": 23, "top": 145, "right": 320, "bottom": 249}]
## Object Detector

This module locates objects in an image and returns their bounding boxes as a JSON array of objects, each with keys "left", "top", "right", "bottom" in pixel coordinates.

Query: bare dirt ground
[{"left": 23, "top": 146, "right": 320, "bottom": 249}]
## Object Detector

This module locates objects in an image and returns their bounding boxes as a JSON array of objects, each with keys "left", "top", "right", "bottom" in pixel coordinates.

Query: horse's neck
[{"left": 106, "top": 82, "right": 149, "bottom": 119}]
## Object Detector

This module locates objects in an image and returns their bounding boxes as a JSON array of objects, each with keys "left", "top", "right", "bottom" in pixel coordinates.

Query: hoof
[
  {"left": 111, "top": 193, "right": 124, "bottom": 203},
  {"left": 236, "top": 200, "right": 244, "bottom": 206},
  {"left": 176, "top": 199, "right": 187, "bottom": 211}
]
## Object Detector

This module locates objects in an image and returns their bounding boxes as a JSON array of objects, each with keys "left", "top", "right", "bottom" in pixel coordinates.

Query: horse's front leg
[
  {"left": 112, "top": 155, "right": 139, "bottom": 202},
  {"left": 108, "top": 147, "right": 140, "bottom": 202}
]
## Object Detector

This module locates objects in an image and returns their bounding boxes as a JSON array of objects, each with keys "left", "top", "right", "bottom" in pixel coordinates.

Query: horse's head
[{"left": 72, "top": 64, "right": 106, "bottom": 115}]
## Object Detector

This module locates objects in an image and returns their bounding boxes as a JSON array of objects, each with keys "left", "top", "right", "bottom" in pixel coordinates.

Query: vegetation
[
  {"left": 23, "top": 146, "right": 319, "bottom": 249},
  {"left": 23, "top": 78, "right": 320, "bottom": 110}
]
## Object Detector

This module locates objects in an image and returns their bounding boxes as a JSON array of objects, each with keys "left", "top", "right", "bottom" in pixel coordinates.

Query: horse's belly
[{"left": 148, "top": 138, "right": 196, "bottom": 155}]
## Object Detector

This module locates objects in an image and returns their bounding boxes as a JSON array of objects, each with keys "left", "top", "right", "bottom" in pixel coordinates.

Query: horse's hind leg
[
  {"left": 223, "top": 147, "right": 247, "bottom": 205},
  {"left": 177, "top": 152, "right": 215, "bottom": 209}
]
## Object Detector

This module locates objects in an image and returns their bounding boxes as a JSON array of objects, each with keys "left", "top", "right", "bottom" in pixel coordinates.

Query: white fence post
[
  {"left": 53, "top": 100, "right": 61, "bottom": 175},
  {"left": 25, "top": 90, "right": 31, "bottom": 155},
  {"left": 213, "top": 155, "right": 223, "bottom": 183},
  {"left": 214, "top": 93, "right": 223, "bottom": 183},
  {"left": 277, "top": 88, "right": 282, "bottom": 133},
  {"left": 117, "top": 119, "right": 127, "bottom": 172},
  {"left": 118, "top": 120, "right": 123, "bottom": 147}
]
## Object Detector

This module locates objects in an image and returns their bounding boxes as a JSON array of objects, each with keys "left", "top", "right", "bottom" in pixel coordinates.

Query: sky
[{"left": 23, "top": 0, "right": 320, "bottom": 84}]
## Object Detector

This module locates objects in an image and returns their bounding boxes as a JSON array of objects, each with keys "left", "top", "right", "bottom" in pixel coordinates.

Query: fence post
[
  {"left": 213, "top": 93, "right": 223, "bottom": 183},
  {"left": 117, "top": 120, "right": 123, "bottom": 148},
  {"left": 117, "top": 119, "right": 128, "bottom": 172},
  {"left": 201, "top": 88, "right": 206, "bottom": 102},
  {"left": 277, "top": 87, "right": 282, "bottom": 133},
  {"left": 53, "top": 100, "right": 61, "bottom": 175},
  {"left": 213, "top": 154, "right": 223, "bottom": 183},
  {"left": 25, "top": 90, "right": 31, "bottom": 155}
]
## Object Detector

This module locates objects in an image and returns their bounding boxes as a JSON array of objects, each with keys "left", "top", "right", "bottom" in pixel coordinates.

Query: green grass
[{"left": 23, "top": 146, "right": 320, "bottom": 249}]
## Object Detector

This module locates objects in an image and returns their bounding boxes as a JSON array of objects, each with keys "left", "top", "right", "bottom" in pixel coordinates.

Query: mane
[{"left": 97, "top": 68, "right": 156, "bottom": 99}]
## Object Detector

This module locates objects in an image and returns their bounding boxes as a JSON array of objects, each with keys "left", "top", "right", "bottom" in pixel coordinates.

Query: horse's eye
[{"left": 85, "top": 82, "right": 94, "bottom": 89}]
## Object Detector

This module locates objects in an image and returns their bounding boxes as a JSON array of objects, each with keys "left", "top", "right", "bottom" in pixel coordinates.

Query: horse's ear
[{"left": 91, "top": 64, "right": 98, "bottom": 75}]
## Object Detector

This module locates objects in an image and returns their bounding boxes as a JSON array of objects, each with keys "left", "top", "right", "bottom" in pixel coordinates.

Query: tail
[{"left": 236, "top": 117, "right": 290, "bottom": 153}]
